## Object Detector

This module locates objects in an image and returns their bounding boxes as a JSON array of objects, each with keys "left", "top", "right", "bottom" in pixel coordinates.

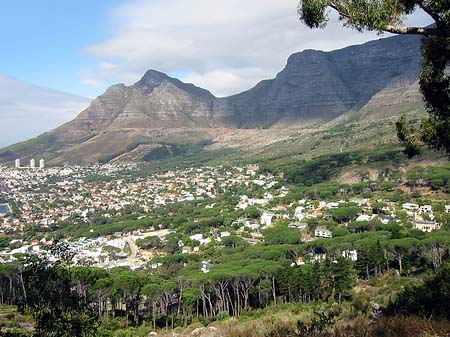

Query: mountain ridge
[{"left": 0, "top": 34, "right": 423, "bottom": 165}]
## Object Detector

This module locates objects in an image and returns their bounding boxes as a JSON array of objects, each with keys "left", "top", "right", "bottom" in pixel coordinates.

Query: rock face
[
  {"left": 0, "top": 34, "right": 423, "bottom": 164},
  {"left": 220, "top": 35, "right": 421, "bottom": 127}
]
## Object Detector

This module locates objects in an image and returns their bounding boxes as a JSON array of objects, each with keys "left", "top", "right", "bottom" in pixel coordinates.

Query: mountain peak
[{"left": 136, "top": 69, "right": 171, "bottom": 87}]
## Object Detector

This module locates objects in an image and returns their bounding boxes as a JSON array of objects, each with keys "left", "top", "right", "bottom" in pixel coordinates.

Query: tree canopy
[{"left": 298, "top": 0, "right": 450, "bottom": 157}]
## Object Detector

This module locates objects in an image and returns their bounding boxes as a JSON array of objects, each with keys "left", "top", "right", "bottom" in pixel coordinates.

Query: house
[
  {"left": 190, "top": 233, "right": 203, "bottom": 241},
  {"left": 356, "top": 214, "right": 377, "bottom": 222},
  {"left": 402, "top": 203, "right": 419, "bottom": 211},
  {"left": 309, "top": 253, "right": 327, "bottom": 261},
  {"left": 291, "top": 256, "right": 305, "bottom": 267},
  {"left": 181, "top": 246, "right": 192, "bottom": 254},
  {"left": 288, "top": 222, "right": 307, "bottom": 230},
  {"left": 419, "top": 205, "right": 433, "bottom": 214},
  {"left": 326, "top": 202, "right": 339, "bottom": 209},
  {"left": 342, "top": 250, "right": 358, "bottom": 261},
  {"left": 295, "top": 256, "right": 305, "bottom": 266},
  {"left": 260, "top": 213, "right": 274, "bottom": 227},
  {"left": 201, "top": 260, "right": 212, "bottom": 273},
  {"left": 315, "top": 228, "right": 333, "bottom": 238},
  {"left": 381, "top": 216, "right": 396, "bottom": 225},
  {"left": 414, "top": 220, "right": 441, "bottom": 232},
  {"left": 294, "top": 206, "right": 305, "bottom": 221},
  {"left": 199, "top": 237, "right": 211, "bottom": 245},
  {"left": 243, "top": 220, "right": 260, "bottom": 230},
  {"left": 220, "top": 231, "right": 231, "bottom": 238}
]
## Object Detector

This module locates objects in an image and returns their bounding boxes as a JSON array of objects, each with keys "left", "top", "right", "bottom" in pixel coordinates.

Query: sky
[{"left": 0, "top": 0, "right": 432, "bottom": 99}]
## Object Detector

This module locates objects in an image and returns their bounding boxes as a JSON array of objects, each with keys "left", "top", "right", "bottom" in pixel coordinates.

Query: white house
[
  {"left": 190, "top": 233, "right": 203, "bottom": 241},
  {"left": 414, "top": 220, "right": 441, "bottom": 232},
  {"left": 288, "top": 222, "right": 307, "bottom": 230},
  {"left": 201, "top": 260, "right": 212, "bottom": 273},
  {"left": 326, "top": 202, "right": 339, "bottom": 209},
  {"left": 402, "top": 203, "right": 419, "bottom": 211},
  {"left": 342, "top": 250, "right": 358, "bottom": 261},
  {"left": 315, "top": 228, "right": 333, "bottom": 238},
  {"left": 260, "top": 213, "right": 274, "bottom": 227},
  {"left": 419, "top": 205, "right": 433, "bottom": 214},
  {"left": 356, "top": 214, "right": 377, "bottom": 222},
  {"left": 294, "top": 206, "right": 305, "bottom": 221}
]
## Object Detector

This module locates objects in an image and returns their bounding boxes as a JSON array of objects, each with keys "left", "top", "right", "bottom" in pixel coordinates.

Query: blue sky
[
  {"left": 0, "top": 0, "right": 125, "bottom": 97},
  {"left": 0, "top": 0, "right": 431, "bottom": 98}
]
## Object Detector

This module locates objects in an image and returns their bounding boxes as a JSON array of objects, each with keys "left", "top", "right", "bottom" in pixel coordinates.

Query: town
[{"left": 0, "top": 161, "right": 448, "bottom": 272}]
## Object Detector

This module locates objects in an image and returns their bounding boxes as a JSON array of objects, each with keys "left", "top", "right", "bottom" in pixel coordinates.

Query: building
[
  {"left": 201, "top": 260, "right": 211, "bottom": 273},
  {"left": 314, "top": 228, "right": 333, "bottom": 238},
  {"left": 15, "top": 159, "right": 20, "bottom": 169},
  {"left": 294, "top": 206, "right": 305, "bottom": 221},
  {"left": 288, "top": 222, "right": 307, "bottom": 230},
  {"left": 342, "top": 250, "right": 358, "bottom": 261},
  {"left": 445, "top": 205, "right": 450, "bottom": 214},
  {"left": 39, "top": 159, "right": 45, "bottom": 169},
  {"left": 181, "top": 246, "right": 192, "bottom": 254},
  {"left": 402, "top": 203, "right": 419, "bottom": 211},
  {"left": 419, "top": 205, "right": 433, "bottom": 213},
  {"left": 190, "top": 233, "right": 203, "bottom": 241},
  {"left": 414, "top": 220, "right": 441, "bottom": 232},
  {"left": 260, "top": 212, "right": 274, "bottom": 227},
  {"left": 30, "top": 159, "right": 36, "bottom": 169}
]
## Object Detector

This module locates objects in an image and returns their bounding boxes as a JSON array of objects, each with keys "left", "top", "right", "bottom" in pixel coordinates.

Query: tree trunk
[{"left": 272, "top": 276, "right": 277, "bottom": 306}]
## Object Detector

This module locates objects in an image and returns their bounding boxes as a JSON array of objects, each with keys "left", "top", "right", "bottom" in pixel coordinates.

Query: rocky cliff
[{"left": 220, "top": 35, "right": 421, "bottom": 128}]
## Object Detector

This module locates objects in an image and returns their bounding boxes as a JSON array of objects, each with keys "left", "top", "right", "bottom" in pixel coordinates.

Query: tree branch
[
  {"left": 383, "top": 25, "right": 440, "bottom": 36},
  {"left": 327, "top": 1, "right": 447, "bottom": 37},
  {"left": 329, "top": 3, "right": 352, "bottom": 20}
]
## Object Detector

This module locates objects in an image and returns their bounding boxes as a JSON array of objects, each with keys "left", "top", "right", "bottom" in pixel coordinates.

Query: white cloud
[
  {"left": 84, "top": 0, "right": 432, "bottom": 97},
  {"left": 0, "top": 75, "right": 90, "bottom": 147}
]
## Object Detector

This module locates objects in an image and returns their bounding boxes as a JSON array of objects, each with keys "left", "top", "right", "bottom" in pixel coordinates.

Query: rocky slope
[{"left": 0, "top": 34, "right": 423, "bottom": 164}]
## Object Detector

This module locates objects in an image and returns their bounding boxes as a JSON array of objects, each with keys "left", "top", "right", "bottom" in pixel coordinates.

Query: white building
[
  {"left": 288, "top": 222, "right": 307, "bottom": 230},
  {"left": 201, "top": 260, "right": 212, "bottom": 273},
  {"left": 315, "top": 228, "right": 333, "bottom": 238},
  {"left": 15, "top": 159, "right": 20, "bottom": 169},
  {"left": 190, "top": 233, "right": 203, "bottom": 242},
  {"left": 356, "top": 214, "right": 377, "bottom": 222},
  {"left": 414, "top": 220, "right": 441, "bottom": 232},
  {"left": 402, "top": 203, "right": 419, "bottom": 211},
  {"left": 39, "top": 159, "right": 45, "bottom": 169},
  {"left": 260, "top": 212, "right": 274, "bottom": 227},
  {"left": 30, "top": 159, "right": 36, "bottom": 169},
  {"left": 342, "top": 250, "right": 358, "bottom": 261},
  {"left": 294, "top": 206, "right": 305, "bottom": 221}
]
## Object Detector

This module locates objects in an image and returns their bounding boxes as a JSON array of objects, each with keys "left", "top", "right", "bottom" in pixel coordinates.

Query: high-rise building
[
  {"left": 39, "top": 159, "right": 45, "bottom": 169},
  {"left": 15, "top": 159, "right": 20, "bottom": 169},
  {"left": 30, "top": 159, "right": 36, "bottom": 169}
]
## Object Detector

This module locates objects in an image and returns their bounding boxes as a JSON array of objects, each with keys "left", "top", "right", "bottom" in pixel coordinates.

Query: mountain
[
  {"left": 0, "top": 35, "right": 423, "bottom": 165},
  {"left": 218, "top": 35, "right": 421, "bottom": 128},
  {"left": 0, "top": 76, "right": 90, "bottom": 147},
  {"left": 53, "top": 69, "right": 215, "bottom": 144}
]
